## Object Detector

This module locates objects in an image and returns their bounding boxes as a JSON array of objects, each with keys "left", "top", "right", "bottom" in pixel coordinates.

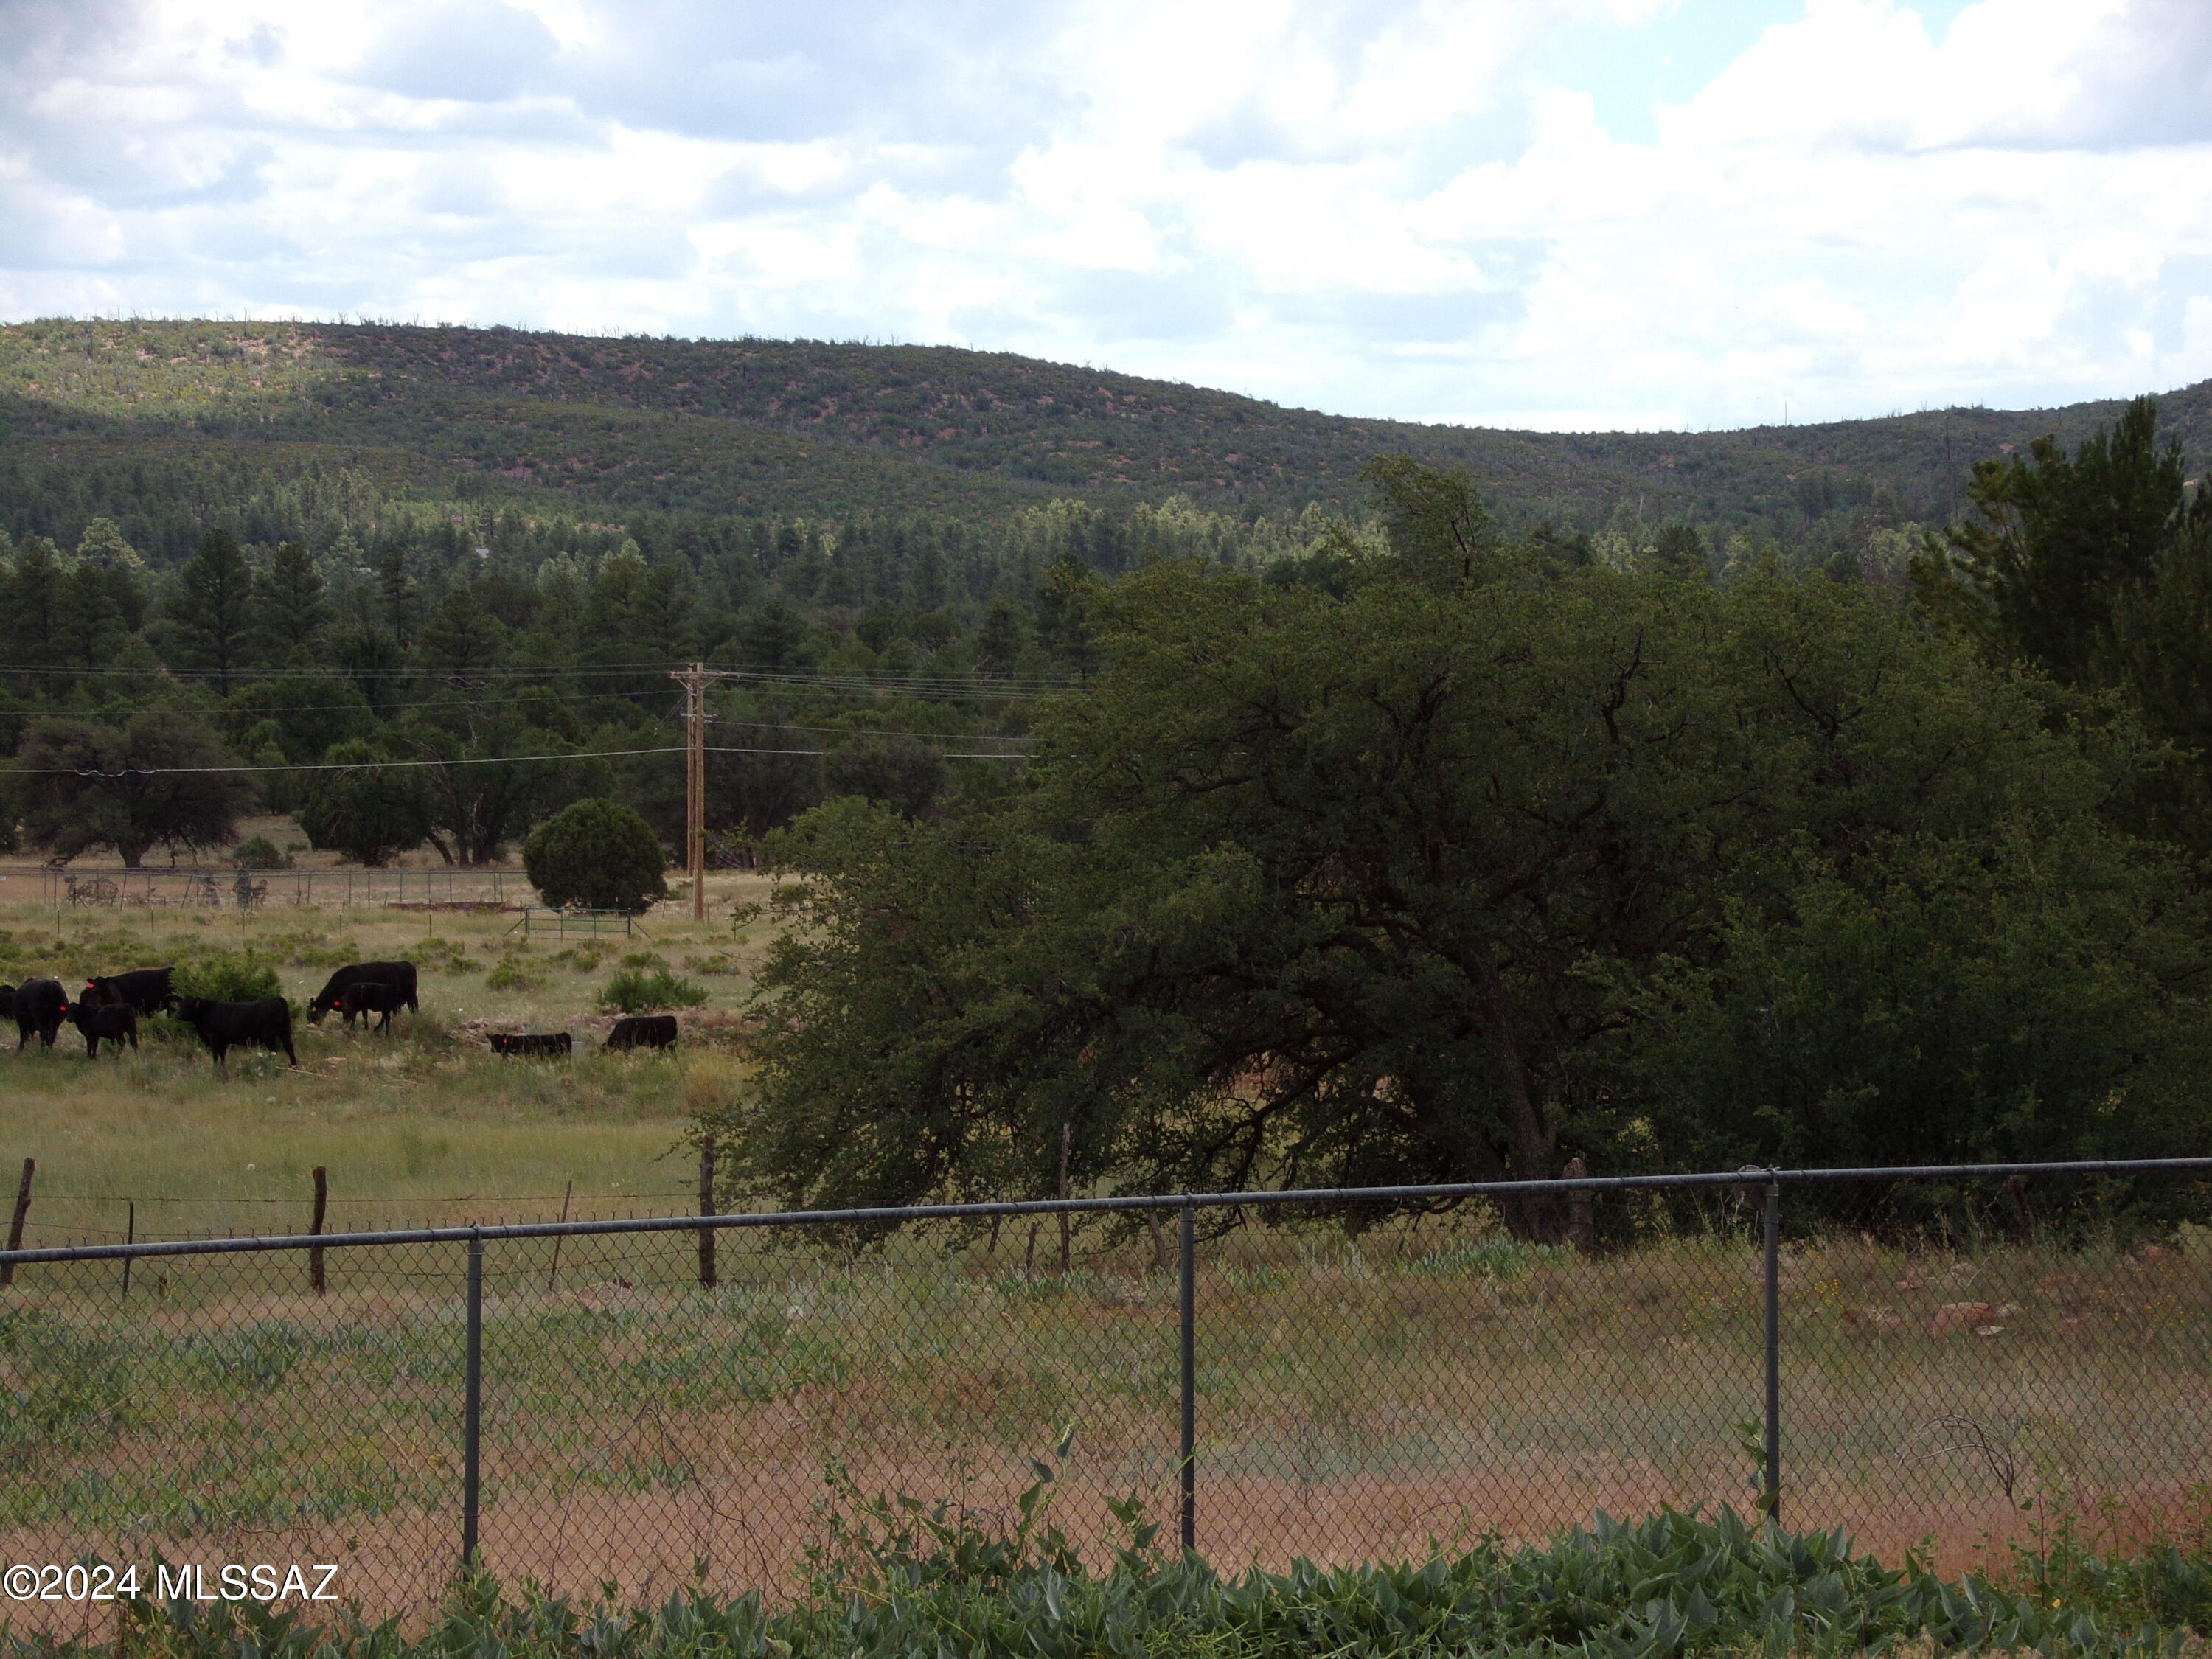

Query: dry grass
[
  {"left": 4, "top": 1220, "right": 2207, "bottom": 1623},
  {"left": 4, "top": 872, "right": 2209, "bottom": 1624}
]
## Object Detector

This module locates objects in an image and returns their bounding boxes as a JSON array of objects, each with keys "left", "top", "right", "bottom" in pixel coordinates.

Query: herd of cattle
[{"left": 0, "top": 959, "right": 680, "bottom": 1065}]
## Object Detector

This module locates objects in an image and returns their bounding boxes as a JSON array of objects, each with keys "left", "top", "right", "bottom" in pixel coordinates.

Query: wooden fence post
[
  {"left": 1564, "top": 1156, "right": 1595, "bottom": 1253},
  {"left": 697, "top": 1139, "right": 717, "bottom": 1290},
  {"left": 1, "top": 1158, "right": 34, "bottom": 1286},
  {"left": 309, "top": 1166, "right": 328, "bottom": 1295},
  {"left": 546, "top": 1180, "right": 572, "bottom": 1291}
]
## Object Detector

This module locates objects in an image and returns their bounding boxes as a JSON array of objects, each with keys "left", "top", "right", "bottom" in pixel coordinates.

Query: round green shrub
[
  {"left": 523, "top": 799, "right": 669, "bottom": 914},
  {"left": 173, "top": 950, "right": 285, "bottom": 1004}
]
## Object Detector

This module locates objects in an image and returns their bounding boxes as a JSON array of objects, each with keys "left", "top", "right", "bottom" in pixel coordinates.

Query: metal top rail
[{"left": 2, "top": 1155, "right": 2205, "bottom": 1268}]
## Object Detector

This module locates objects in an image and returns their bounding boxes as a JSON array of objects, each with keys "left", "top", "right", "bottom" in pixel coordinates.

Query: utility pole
[{"left": 669, "top": 663, "right": 735, "bottom": 921}]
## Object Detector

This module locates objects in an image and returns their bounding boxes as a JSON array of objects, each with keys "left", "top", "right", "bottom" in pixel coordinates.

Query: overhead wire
[
  {"left": 4, "top": 742, "right": 1033, "bottom": 777},
  {"left": 0, "top": 660, "right": 1082, "bottom": 692}
]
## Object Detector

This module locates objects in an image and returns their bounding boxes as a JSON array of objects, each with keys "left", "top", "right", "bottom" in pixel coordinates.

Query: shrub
[
  {"left": 601, "top": 967, "right": 706, "bottom": 1014},
  {"left": 172, "top": 951, "right": 285, "bottom": 1004},
  {"left": 523, "top": 799, "right": 668, "bottom": 914},
  {"left": 485, "top": 959, "right": 543, "bottom": 992},
  {"left": 230, "top": 835, "right": 293, "bottom": 869}
]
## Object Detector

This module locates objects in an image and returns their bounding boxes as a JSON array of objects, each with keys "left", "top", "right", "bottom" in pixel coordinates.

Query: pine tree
[
  {"left": 165, "top": 528, "right": 257, "bottom": 695},
  {"left": 253, "top": 541, "right": 332, "bottom": 660}
]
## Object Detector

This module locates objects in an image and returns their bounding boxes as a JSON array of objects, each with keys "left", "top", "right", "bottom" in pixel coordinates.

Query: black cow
[
  {"left": 13, "top": 979, "right": 69, "bottom": 1051},
  {"left": 80, "top": 967, "right": 175, "bottom": 1016},
  {"left": 0, "top": 984, "right": 14, "bottom": 1027},
  {"left": 605, "top": 1015, "right": 678, "bottom": 1051},
  {"left": 71, "top": 1001, "right": 139, "bottom": 1057},
  {"left": 336, "top": 981, "right": 403, "bottom": 1036},
  {"left": 169, "top": 995, "right": 298, "bottom": 1068},
  {"left": 490, "top": 1032, "right": 573, "bottom": 1057},
  {"left": 309, "top": 961, "right": 419, "bottom": 1026}
]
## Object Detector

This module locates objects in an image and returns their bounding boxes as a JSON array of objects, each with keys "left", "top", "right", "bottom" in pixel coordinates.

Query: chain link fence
[{"left": 3, "top": 1160, "right": 2209, "bottom": 1635}]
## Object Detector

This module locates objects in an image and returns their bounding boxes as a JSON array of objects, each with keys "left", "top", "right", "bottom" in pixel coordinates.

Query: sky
[{"left": 2, "top": 0, "right": 2209, "bottom": 431}]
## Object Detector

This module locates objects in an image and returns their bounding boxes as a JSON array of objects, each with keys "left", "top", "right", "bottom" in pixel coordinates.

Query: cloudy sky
[{"left": 3, "top": 0, "right": 2209, "bottom": 430}]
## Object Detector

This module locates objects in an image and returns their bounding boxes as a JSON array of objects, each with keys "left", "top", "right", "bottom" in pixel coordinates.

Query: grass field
[
  {"left": 4, "top": 1203, "right": 2208, "bottom": 1625},
  {"left": 4, "top": 875, "right": 2211, "bottom": 1634},
  {"left": 0, "top": 873, "right": 777, "bottom": 1239}
]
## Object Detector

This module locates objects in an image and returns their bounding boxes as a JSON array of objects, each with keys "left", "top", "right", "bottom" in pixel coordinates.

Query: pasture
[
  {"left": 0, "top": 870, "right": 776, "bottom": 1240},
  {"left": 3, "top": 863, "right": 2210, "bottom": 1633}
]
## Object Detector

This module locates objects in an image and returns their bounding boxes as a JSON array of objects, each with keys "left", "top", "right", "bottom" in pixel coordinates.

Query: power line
[
  {"left": 4, "top": 742, "right": 1031, "bottom": 777},
  {"left": 0, "top": 660, "right": 1081, "bottom": 692}
]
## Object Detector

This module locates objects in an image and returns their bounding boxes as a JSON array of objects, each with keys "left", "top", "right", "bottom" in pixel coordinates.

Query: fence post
[
  {"left": 1, "top": 1158, "right": 34, "bottom": 1287},
  {"left": 697, "top": 1140, "right": 717, "bottom": 1290},
  {"left": 1762, "top": 1177, "right": 1781, "bottom": 1524},
  {"left": 462, "top": 1232, "right": 484, "bottom": 1571},
  {"left": 122, "top": 1200, "right": 135, "bottom": 1300},
  {"left": 309, "top": 1166, "right": 327, "bottom": 1295},
  {"left": 1179, "top": 1198, "right": 1196, "bottom": 1554},
  {"left": 1564, "top": 1155, "right": 1594, "bottom": 1253}
]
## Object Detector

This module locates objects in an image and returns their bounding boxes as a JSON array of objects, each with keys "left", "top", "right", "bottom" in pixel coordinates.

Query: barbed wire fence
[{"left": 2, "top": 1158, "right": 2209, "bottom": 1639}]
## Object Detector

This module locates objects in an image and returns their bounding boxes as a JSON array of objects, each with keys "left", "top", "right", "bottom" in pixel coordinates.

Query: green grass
[
  {"left": 10, "top": 1498, "right": 2212, "bottom": 1658},
  {"left": 0, "top": 886, "right": 770, "bottom": 1235}
]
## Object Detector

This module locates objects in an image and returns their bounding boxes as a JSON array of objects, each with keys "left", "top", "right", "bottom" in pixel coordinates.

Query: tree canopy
[
  {"left": 7, "top": 711, "right": 255, "bottom": 866},
  {"left": 708, "top": 525, "right": 2212, "bottom": 1237}
]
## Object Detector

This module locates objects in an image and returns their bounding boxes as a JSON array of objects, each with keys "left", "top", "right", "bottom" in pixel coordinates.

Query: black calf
[
  {"left": 336, "top": 981, "right": 403, "bottom": 1035},
  {"left": 71, "top": 1002, "right": 139, "bottom": 1057}
]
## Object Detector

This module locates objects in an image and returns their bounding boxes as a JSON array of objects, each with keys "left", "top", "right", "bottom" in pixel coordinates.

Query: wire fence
[
  {"left": 6, "top": 864, "right": 523, "bottom": 912},
  {"left": 2, "top": 1159, "right": 2209, "bottom": 1636}
]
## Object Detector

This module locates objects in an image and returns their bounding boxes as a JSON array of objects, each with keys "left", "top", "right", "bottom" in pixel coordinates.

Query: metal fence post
[
  {"left": 1762, "top": 1178, "right": 1781, "bottom": 1525},
  {"left": 462, "top": 1231, "right": 484, "bottom": 1571},
  {"left": 1179, "top": 1198, "right": 1196, "bottom": 1554}
]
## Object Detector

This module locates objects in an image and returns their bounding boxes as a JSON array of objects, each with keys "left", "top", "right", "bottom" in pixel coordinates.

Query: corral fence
[{"left": 2, "top": 1158, "right": 2209, "bottom": 1635}]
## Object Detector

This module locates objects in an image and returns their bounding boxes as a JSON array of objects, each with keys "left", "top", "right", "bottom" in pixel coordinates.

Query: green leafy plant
[
  {"left": 600, "top": 967, "right": 706, "bottom": 1014},
  {"left": 484, "top": 958, "right": 543, "bottom": 992},
  {"left": 170, "top": 951, "right": 284, "bottom": 1004}
]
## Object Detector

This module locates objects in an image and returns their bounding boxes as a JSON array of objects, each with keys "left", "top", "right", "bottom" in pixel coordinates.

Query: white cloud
[{"left": 0, "top": 0, "right": 2207, "bottom": 431}]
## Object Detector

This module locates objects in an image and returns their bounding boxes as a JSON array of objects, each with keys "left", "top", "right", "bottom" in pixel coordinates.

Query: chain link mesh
[{"left": 3, "top": 1167, "right": 2207, "bottom": 1631}]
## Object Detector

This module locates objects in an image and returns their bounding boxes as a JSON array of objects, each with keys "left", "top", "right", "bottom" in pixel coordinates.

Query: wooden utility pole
[{"left": 669, "top": 663, "right": 734, "bottom": 921}]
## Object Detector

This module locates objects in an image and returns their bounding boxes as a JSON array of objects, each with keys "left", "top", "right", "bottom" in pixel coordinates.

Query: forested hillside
[
  {"left": 1, "top": 314, "right": 2207, "bottom": 888},
  {"left": 6, "top": 318, "right": 2208, "bottom": 566}
]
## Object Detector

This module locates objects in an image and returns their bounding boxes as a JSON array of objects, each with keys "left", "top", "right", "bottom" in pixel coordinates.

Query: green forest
[{"left": 4, "top": 316, "right": 2212, "bottom": 1219}]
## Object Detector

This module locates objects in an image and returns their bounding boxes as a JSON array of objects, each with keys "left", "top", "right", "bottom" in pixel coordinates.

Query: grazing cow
[
  {"left": 71, "top": 1001, "right": 139, "bottom": 1057},
  {"left": 336, "top": 981, "right": 404, "bottom": 1036},
  {"left": 14, "top": 979, "right": 69, "bottom": 1051},
  {"left": 309, "top": 961, "right": 420, "bottom": 1026},
  {"left": 80, "top": 967, "right": 175, "bottom": 1016},
  {"left": 0, "top": 984, "right": 14, "bottom": 1027},
  {"left": 169, "top": 995, "right": 298, "bottom": 1068},
  {"left": 490, "top": 1032, "right": 573, "bottom": 1058},
  {"left": 605, "top": 1014, "right": 678, "bottom": 1051}
]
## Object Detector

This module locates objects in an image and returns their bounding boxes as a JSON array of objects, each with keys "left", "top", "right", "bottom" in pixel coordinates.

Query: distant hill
[{"left": 3, "top": 317, "right": 2207, "bottom": 559}]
